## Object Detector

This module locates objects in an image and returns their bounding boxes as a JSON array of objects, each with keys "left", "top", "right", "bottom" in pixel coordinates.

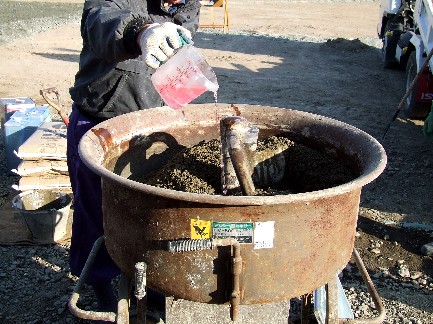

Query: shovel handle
[{"left": 40, "top": 87, "right": 69, "bottom": 126}]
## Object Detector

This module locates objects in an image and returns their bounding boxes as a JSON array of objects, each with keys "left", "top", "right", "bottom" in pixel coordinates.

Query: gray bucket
[{"left": 12, "top": 190, "right": 72, "bottom": 243}]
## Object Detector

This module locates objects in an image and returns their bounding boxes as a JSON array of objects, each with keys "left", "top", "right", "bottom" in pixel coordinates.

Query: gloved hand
[
  {"left": 423, "top": 105, "right": 433, "bottom": 138},
  {"left": 139, "top": 22, "right": 192, "bottom": 69}
]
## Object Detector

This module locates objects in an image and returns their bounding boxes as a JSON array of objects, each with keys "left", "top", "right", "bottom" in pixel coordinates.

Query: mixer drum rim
[{"left": 78, "top": 103, "right": 387, "bottom": 206}]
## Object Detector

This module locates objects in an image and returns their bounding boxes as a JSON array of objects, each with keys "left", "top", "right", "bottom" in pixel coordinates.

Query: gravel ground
[
  {"left": 0, "top": 1, "right": 81, "bottom": 45},
  {"left": 0, "top": 243, "right": 432, "bottom": 323},
  {"left": 1, "top": 1, "right": 433, "bottom": 323}
]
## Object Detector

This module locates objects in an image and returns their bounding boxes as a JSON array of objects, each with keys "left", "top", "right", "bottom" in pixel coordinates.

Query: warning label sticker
[
  {"left": 212, "top": 222, "right": 253, "bottom": 243},
  {"left": 253, "top": 221, "right": 275, "bottom": 249},
  {"left": 191, "top": 219, "right": 212, "bottom": 239}
]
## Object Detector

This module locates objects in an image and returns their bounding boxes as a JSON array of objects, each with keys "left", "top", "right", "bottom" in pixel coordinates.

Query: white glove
[{"left": 139, "top": 22, "right": 193, "bottom": 69}]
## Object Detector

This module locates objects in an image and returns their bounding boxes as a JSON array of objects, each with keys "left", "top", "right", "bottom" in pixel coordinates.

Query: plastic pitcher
[{"left": 151, "top": 44, "right": 219, "bottom": 110}]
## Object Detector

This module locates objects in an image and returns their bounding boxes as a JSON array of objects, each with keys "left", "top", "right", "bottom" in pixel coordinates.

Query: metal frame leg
[
  {"left": 117, "top": 273, "right": 131, "bottom": 324},
  {"left": 68, "top": 236, "right": 118, "bottom": 322},
  {"left": 341, "top": 248, "right": 386, "bottom": 324},
  {"left": 300, "top": 248, "right": 386, "bottom": 324}
]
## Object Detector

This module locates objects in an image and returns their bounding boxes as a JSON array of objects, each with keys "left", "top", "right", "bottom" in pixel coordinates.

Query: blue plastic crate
[
  {"left": 0, "top": 97, "right": 36, "bottom": 127},
  {"left": 4, "top": 106, "right": 52, "bottom": 172},
  {"left": 10, "top": 105, "right": 51, "bottom": 123}
]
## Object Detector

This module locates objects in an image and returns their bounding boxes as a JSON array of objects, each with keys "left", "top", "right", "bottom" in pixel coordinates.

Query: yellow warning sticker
[{"left": 191, "top": 219, "right": 211, "bottom": 239}]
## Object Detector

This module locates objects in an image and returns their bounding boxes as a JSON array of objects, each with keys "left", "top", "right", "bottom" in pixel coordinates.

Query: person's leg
[
  {"left": 67, "top": 105, "right": 165, "bottom": 317},
  {"left": 67, "top": 105, "right": 120, "bottom": 312}
]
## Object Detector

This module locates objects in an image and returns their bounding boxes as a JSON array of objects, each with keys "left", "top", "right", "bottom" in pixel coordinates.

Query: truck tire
[
  {"left": 382, "top": 21, "right": 400, "bottom": 68},
  {"left": 404, "top": 51, "right": 431, "bottom": 119}
]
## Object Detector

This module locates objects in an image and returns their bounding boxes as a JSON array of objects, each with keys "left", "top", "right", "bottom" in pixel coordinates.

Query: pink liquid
[{"left": 159, "top": 86, "right": 207, "bottom": 110}]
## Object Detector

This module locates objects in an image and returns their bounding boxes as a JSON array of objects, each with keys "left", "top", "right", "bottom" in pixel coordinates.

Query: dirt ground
[
  {"left": 0, "top": 0, "right": 384, "bottom": 111},
  {"left": 1, "top": 0, "right": 433, "bottom": 323}
]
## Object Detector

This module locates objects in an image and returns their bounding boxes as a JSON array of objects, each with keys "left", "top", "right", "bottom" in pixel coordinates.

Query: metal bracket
[{"left": 168, "top": 238, "right": 242, "bottom": 321}]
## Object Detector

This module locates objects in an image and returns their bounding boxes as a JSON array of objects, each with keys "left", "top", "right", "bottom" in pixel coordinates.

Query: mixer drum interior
[{"left": 78, "top": 104, "right": 387, "bottom": 305}]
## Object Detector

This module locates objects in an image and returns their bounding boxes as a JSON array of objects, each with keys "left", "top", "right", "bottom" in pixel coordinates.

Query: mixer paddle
[{"left": 220, "top": 116, "right": 258, "bottom": 196}]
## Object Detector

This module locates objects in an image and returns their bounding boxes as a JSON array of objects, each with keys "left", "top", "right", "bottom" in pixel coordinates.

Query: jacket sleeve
[
  {"left": 82, "top": 0, "right": 153, "bottom": 63},
  {"left": 173, "top": 0, "right": 201, "bottom": 37}
]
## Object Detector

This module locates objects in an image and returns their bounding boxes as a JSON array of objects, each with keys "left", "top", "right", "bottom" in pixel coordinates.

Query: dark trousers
[{"left": 67, "top": 105, "right": 120, "bottom": 284}]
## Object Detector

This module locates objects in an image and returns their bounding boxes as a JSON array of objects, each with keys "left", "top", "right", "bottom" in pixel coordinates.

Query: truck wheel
[
  {"left": 404, "top": 52, "right": 431, "bottom": 119},
  {"left": 382, "top": 22, "right": 399, "bottom": 68}
]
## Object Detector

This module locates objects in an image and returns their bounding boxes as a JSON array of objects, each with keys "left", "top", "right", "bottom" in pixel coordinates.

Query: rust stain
[
  {"left": 91, "top": 128, "right": 113, "bottom": 152},
  {"left": 230, "top": 103, "right": 241, "bottom": 116}
]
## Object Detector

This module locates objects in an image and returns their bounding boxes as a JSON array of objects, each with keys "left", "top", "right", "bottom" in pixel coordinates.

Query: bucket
[{"left": 12, "top": 190, "right": 72, "bottom": 243}]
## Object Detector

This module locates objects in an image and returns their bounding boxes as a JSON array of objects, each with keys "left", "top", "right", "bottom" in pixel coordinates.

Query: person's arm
[
  {"left": 81, "top": 0, "right": 200, "bottom": 67},
  {"left": 134, "top": 0, "right": 200, "bottom": 68},
  {"left": 172, "top": 0, "right": 201, "bottom": 37},
  {"left": 82, "top": 0, "right": 153, "bottom": 63},
  {"left": 137, "top": 22, "right": 193, "bottom": 68}
]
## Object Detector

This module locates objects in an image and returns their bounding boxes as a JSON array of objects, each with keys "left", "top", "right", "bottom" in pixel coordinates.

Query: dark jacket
[{"left": 70, "top": 0, "right": 201, "bottom": 120}]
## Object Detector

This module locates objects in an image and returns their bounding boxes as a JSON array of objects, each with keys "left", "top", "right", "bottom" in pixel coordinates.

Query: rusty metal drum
[{"left": 78, "top": 104, "right": 387, "bottom": 305}]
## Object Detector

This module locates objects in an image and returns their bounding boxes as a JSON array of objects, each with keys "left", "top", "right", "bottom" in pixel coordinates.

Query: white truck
[{"left": 378, "top": 0, "right": 433, "bottom": 119}]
